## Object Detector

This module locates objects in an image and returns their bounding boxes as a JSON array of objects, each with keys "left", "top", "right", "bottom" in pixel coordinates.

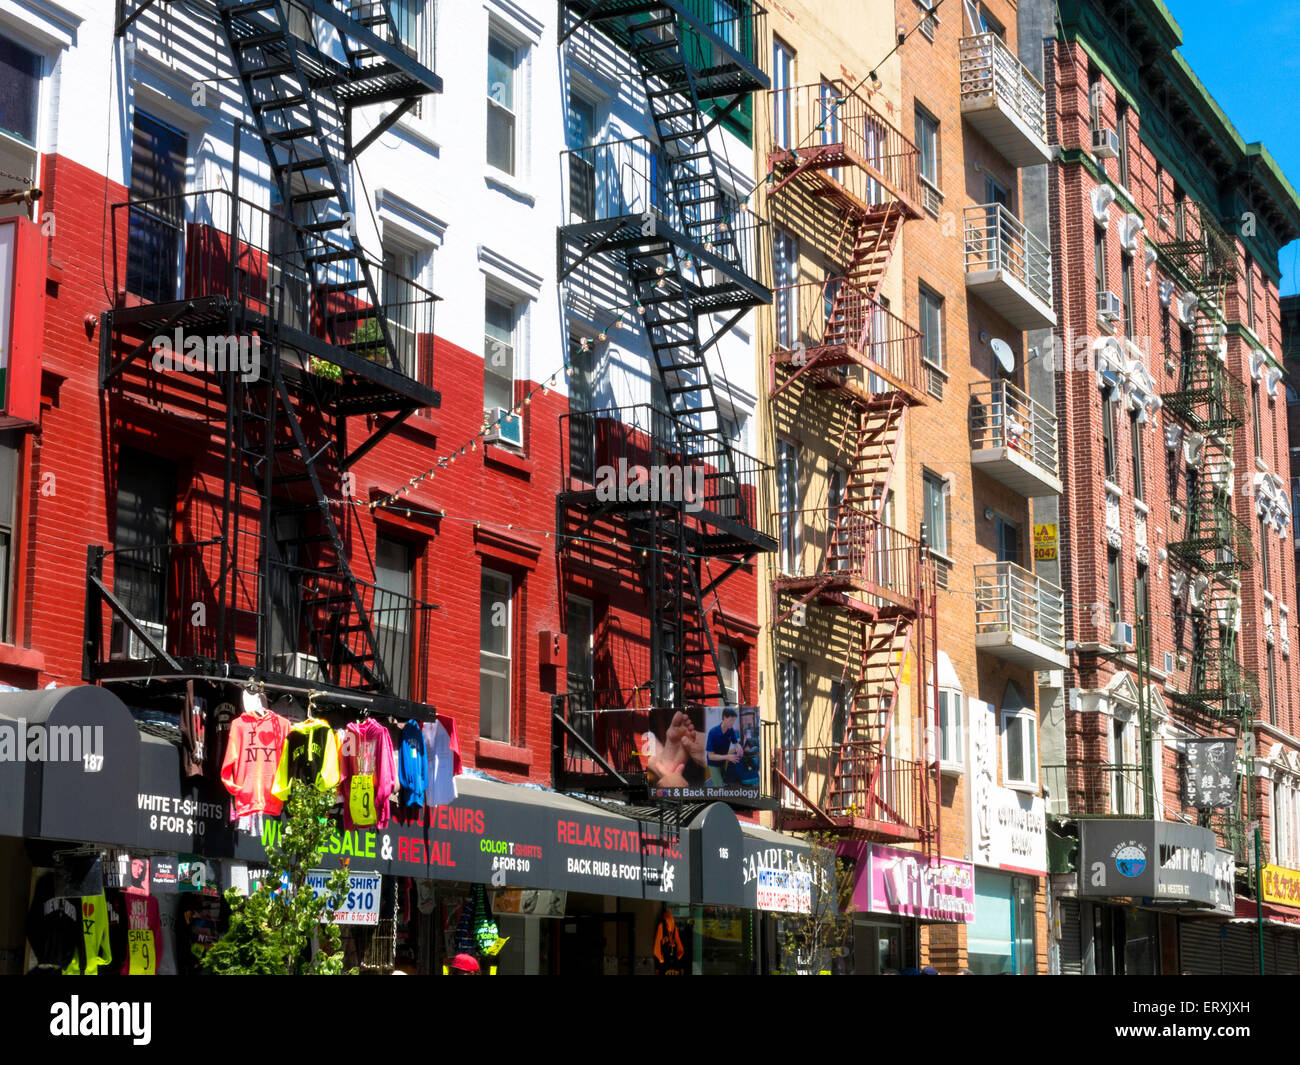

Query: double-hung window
[
  {"left": 773, "top": 226, "right": 798, "bottom": 349},
  {"left": 938, "top": 686, "right": 964, "bottom": 769},
  {"left": 0, "top": 38, "right": 41, "bottom": 204},
  {"left": 923, "top": 469, "right": 947, "bottom": 557},
  {"left": 772, "top": 39, "right": 795, "bottom": 149},
  {"left": 1002, "top": 708, "right": 1038, "bottom": 790},
  {"left": 487, "top": 31, "right": 521, "bottom": 175},
  {"left": 484, "top": 293, "right": 521, "bottom": 446},
  {"left": 127, "top": 112, "right": 188, "bottom": 304},
  {"left": 480, "top": 569, "right": 513, "bottom": 740},
  {"left": 373, "top": 537, "right": 416, "bottom": 699},
  {"left": 914, "top": 106, "right": 939, "bottom": 187}
]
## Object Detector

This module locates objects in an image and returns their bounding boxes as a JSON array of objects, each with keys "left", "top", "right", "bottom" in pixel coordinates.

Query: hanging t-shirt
[
  {"left": 271, "top": 719, "right": 341, "bottom": 800},
  {"left": 155, "top": 893, "right": 180, "bottom": 977},
  {"left": 179, "top": 680, "right": 207, "bottom": 779},
  {"left": 339, "top": 719, "right": 395, "bottom": 830},
  {"left": 421, "top": 720, "right": 459, "bottom": 808},
  {"left": 220, "top": 708, "right": 291, "bottom": 819},
  {"left": 120, "top": 893, "right": 161, "bottom": 975},
  {"left": 209, "top": 701, "right": 237, "bottom": 780},
  {"left": 399, "top": 720, "right": 427, "bottom": 807},
  {"left": 64, "top": 893, "right": 112, "bottom": 976},
  {"left": 25, "top": 875, "right": 83, "bottom": 974}
]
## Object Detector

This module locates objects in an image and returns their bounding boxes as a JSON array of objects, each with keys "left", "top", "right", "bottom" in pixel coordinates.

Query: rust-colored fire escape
[{"left": 765, "top": 82, "right": 939, "bottom": 852}]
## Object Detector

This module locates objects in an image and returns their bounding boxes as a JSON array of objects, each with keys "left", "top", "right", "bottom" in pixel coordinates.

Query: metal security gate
[
  {"left": 1178, "top": 920, "right": 1223, "bottom": 973},
  {"left": 1059, "top": 899, "right": 1083, "bottom": 975}
]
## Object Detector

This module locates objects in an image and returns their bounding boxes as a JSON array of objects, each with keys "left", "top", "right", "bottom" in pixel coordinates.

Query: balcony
[
  {"left": 560, "top": 404, "right": 775, "bottom": 554},
  {"left": 766, "top": 81, "right": 922, "bottom": 217},
  {"left": 974, "top": 561, "right": 1067, "bottom": 670},
  {"left": 1042, "top": 762, "right": 1148, "bottom": 819},
  {"left": 964, "top": 203, "right": 1055, "bottom": 330},
  {"left": 768, "top": 277, "right": 926, "bottom": 405},
  {"left": 770, "top": 506, "right": 927, "bottom": 620},
  {"left": 84, "top": 540, "right": 436, "bottom": 706},
  {"left": 770, "top": 745, "right": 928, "bottom": 841},
  {"left": 107, "top": 188, "right": 439, "bottom": 414},
  {"left": 959, "top": 33, "right": 1049, "bottom": 167},
  {"left": 969, "top": 380, "right": 1061, "bottom": 497},
  {"left": 559, "top": 136, "right": 769, "bottom": 314}
]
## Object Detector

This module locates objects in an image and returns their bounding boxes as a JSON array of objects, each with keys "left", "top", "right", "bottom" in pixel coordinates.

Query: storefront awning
[{"left": 1077, "top": 820, "right": 1231, "bottom": 909}]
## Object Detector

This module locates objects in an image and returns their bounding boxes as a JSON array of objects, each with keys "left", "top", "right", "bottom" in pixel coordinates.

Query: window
[
  {"left": 778, "top": 658, "right": 803, "bottom": 781},
  {"left": 916, "top": 0, "right": 939, "bottom": 41},
  {"left": 566, "top": 88, "right": 597, "bottom": 222},
  {"left": 1274, "top": 775, "right": 1298, "bottom": 867},
  {"left": 484, "top": 292, "right": 519, "bottom": 441},
  {"left": 1102, "top": 389, "right": 1118, "bottom": 481},
  {"left": 914, "top": 106, "right": 939, "bottom": 186},
  {"left": 0, "top": 38, "right": 40, "bottom": 147},
  {"left": 777, "top": 439, "right": 801, "bottom": 574},
  {"left": 1087, "top": 66, "right": 1103, "bottom": 130},
  {"left": 923, "top": 469, "right": 947, "bottom": 556},
  {"left": 994, "top": 515, "right": 1019, "bottom": 564},
  {"left": 381, "top": 242, "right": 424, "bottom": 379},
  {"left": 718, "top": 643, "right": 740, "bottom": 705},
  {"left": 938, "top": 687, "right": 963, "bottom": 768},
  {"left": 1120, "top": 254, "right": 1134, "bottom": 339},
  {"left": 566, "top": 596, "right": 595, "bottom": 747},
  {"left": 1130, "top": 412, "right": 1144, "bottom": 501},
  {"left": 0, "top": 432, "right": 19, "bottom": 643},
  {"left": 479, "top": 569, "right": 513, "bottom": 740},
  {"left": 773, "top": 226, "right": 798, "bottom": 349},
  {"left": 970, "top": 872, "right": 1036, "bottom": 975},
  {"left": 1245, "top": 255, "right": 1256, "bottom": 330},
  {"left": 831, "top": 679, "right": 848, "bottom": 752},
  {"left": 1260, "top": 517, "right": 1271, "bottom": 588},
  {"left": 1268, "top": 646, "right": 1278, "bottom": 726},
  {"left": 772, "top": 38, "right": 795, "bottom": 149},
  {"left": 113, "top": 451, "right": 177, "bottom": 657},
  {"left": 1252, "top": 384, "right": 1263, "bottom": 456},
  {"left": 1109, "top": 711, "right": 1139, "bottom": 814},
  {"left": 919, "top": 283, "right": 944, "bottom": 369},
  {"left": 1107, "top": 548, "right": 1121, "bottom": 625},
  {"left": 126, "top": 112, "right": 188, "bottom": 303},
  {"left": 486, "top": 31, "right": 521, "bottom": 175},
  {"left": 1135, "top": 564, "right": 1149, "bottom": 660},
  {"left": 373, "top": 537, "right": 415, "bottom": 699},
  {"left": 1094, "top": 227, "right": 1107, "bottom": 296},
  {"left": 1002, "top": 707, "right": 1038, "bottom": 790},
  {"left": 1115, "top": 102, "right": 1130, "bottom": 188}
]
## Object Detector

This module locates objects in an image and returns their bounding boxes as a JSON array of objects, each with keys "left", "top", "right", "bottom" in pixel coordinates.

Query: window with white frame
[
  {"left": 1108, "top": 708, "right": 1142, "bottom": 815},
  {"left": 718, "top": 643, "right": 740, "bottom": 705},
  {"left": 778, "top": 658, "right": 804, "bottom": 783},
  {"left": 1272, "top": 772, "right": 1300, "bottom": 868},
  {"left": 1001, "top": 693, "right": 1038, "bottom": 791},
  {"left": 486, "top": 29, "right": 523, "bottom": 176},
  {"left": 392, "top": 0, "right": 434, "bottom": 116},
  {"left": 479, "top": 568, "right": 513, "bottom": 741},
  {"left": 773, "top": 226, "right": 798, "bottom": 349},
  {"left": 484, "top": 291, "right": 522, "bottom": 445},
  {"left": 922, "top": 468, "right": 948, "bottom": 557},
  {"left": 0, "top": 37, "right": 42, "bottom": 206},
  {"left": 938, "top": 686, "right": 964, "bottom": 769},
  {"left": 126, "top": 112, "right": 188, "bottom": 304}
]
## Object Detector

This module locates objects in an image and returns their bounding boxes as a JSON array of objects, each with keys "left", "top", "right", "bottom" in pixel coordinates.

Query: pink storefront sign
[{"left": 844, "top": 842, "right": 975, "bottom": 923}]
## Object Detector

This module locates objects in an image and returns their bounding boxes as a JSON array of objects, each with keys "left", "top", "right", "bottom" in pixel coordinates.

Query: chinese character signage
[
  {"left": 1184, "top": 738, "right": 1237, "bottom": 809},
  {"left": 1262, "top": 864, "right": 1300, "bottom": 910}
]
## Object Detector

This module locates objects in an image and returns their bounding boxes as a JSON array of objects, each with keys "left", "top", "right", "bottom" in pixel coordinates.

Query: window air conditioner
[
  {"left": 484, "top": 407, "right": 524, "bottom": 448},
  {"left": 273, "top": 652, "right": 326, "bottom": 683},
  {"left": 1096, "top": 290, "right": 1123, "bottom": 322},
  {"left": 1092, "top": 127, "right": 1120, "bottom": 160},
  {"left": 1111, "top": 620, "right": 1135, "bottom": 650},
  {"left": 110, "top": 619, "right": 168, "bottom": 661}
]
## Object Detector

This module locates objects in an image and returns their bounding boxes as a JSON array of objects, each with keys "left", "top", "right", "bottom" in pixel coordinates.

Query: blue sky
[{"left": 1165, "top": 0, "right": 1300, "bottom": 294}]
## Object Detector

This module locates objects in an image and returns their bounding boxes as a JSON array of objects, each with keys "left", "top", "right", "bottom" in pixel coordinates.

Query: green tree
[
  {"left": 201, "top": 782, "right": 353, "bottom": 975},
  {"left": 775, "top": 835, "right": 856, "bottom": 975}
]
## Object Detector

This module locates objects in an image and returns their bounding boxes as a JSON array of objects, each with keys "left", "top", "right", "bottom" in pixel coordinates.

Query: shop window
[
  {"left": 969, "top": 873, "right": 1036, "bottom": 974},
  {"left": 479, "top": 568, "right": 513, "bottom": 741}
]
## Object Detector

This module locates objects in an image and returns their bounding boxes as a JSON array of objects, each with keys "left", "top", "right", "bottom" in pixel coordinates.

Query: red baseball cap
[{"left": 451, "top": 953, "right": 480, "bottom": 973}]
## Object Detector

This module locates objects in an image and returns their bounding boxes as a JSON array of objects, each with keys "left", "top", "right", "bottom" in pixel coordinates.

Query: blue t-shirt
[{"left": 706, "top": 724, "right": 740, "bottom": 782}]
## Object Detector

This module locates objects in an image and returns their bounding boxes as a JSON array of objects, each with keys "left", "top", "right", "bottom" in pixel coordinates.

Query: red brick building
[{"left": 1042, "top": 0, "right": 1300, "bottom": 973}]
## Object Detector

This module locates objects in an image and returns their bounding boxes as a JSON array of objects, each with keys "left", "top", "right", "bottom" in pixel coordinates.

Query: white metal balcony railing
[
  {"left": 958, "top": 32, "right": 1048, "bottom": 147},
  {"left": 969, "top": 379, "right": 1060, "bottom": 480},
  {"left": 974, "top": 561, "right": 1065, "bottom": 651},
  {"left": 964, "top": 203, "right": 1053, "bottom": 309}
]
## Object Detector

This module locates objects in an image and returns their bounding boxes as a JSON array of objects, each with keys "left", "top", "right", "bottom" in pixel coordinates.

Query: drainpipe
[{"left": 1256, "top": 823, "right": 1265, "bottom": 974}]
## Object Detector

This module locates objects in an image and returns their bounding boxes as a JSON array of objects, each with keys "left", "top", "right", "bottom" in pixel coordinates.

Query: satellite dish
[{"left": 990, "top": 337, "right": 1015, "bottom": 375}]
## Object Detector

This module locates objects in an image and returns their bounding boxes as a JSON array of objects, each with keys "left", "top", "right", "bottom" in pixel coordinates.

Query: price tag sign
[{"left": 306, "top": 871, "right": 382, "bottom": 925}]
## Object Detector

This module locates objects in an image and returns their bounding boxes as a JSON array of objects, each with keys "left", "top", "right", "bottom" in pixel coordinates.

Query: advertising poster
[
  {"left": 627, "top": 705, "right": 761, "bottom": 801},
  {"left": 305, "top": 870, "right": 383, "bottom": 926}
]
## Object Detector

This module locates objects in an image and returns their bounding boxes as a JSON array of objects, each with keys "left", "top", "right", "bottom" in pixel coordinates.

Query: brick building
[{"left": 1041, "top": 0, "right": 1300, "bottom": 973}]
